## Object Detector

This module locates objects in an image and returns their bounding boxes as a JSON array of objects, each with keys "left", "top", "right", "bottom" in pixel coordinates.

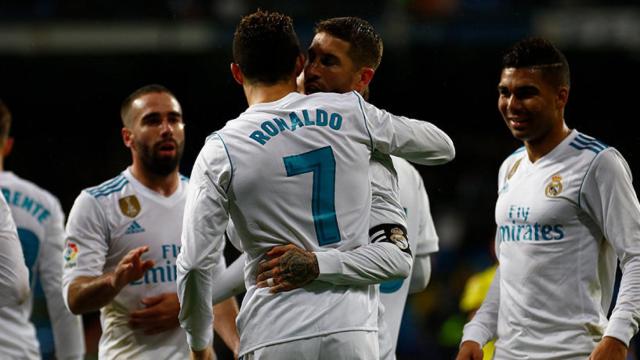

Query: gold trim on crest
[{"left": 119, "top": 195, "right": 141, "bottom": 218}]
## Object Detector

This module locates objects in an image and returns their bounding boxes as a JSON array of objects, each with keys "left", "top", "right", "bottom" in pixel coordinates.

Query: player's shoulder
[
  {"left": 0, "top": 171, "right": 61, "bottom": 208},
  {"left": 565, "top": 130, "right": 610, "bottom": 160},
  {"left": 83, "top": 172, "right": 129, "bottom": 200},
  {"left": 302, "top": 91, "right": 363, "bottom": 109},
  {"left": 503, "top": 146, "right": 526, "bottom": 163}
]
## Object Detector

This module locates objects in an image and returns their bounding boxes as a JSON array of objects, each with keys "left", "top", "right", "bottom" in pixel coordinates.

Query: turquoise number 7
[{"left": 283, "top": 146, "right": 341, "bottom": 246}]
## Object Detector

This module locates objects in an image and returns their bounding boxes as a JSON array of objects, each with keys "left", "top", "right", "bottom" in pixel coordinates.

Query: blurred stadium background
[{"left": 1, "top": 0, "right": 639, "bottom": 358}]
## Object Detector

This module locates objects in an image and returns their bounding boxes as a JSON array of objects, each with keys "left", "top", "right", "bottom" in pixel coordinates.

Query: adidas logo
[{"left": 125, "top": 220, "right": 145, "bottom": 234}]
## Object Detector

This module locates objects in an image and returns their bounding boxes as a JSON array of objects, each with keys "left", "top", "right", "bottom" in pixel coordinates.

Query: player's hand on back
[
  {"left": 456, "top": 341, "right": 483, "bottom": 360},
  {"left": 129, "top": 292, "right": 180, "bottom": 334},
  {"left": 110, "top": 245, "right": 155, "bottom": 291},
  {"left": 589, "top": 336, "right": 627, "bottom": 360},
  {"left": 256, "top": 244, "right": 319, "bottom": 293}
]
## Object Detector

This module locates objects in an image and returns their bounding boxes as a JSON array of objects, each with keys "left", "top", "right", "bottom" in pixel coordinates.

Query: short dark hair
[
  {"left": 120, "top": 84, "right": 175, "bottom": 127},
  {"left": 233, "top": 9, "right": 301, "bottom": 84},
  {"left": 502, "top": 37, "right": 570, "bottom": 88},
  {"left": 315, "top": 17, "right": 383, "bottom": 70},
  {"left": 0, "top": 99, "right": 11, "bottom": 147}
]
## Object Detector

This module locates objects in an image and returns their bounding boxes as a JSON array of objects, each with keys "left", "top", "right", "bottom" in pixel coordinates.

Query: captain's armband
[{"left": 369, "top": 223, "right": 411, "bottom": 256}]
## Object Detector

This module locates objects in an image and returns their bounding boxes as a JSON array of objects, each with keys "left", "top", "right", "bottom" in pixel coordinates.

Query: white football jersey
[
  {"left": 462, "top": 130, "right": 640, "bottom": 359},
  {"left": 0, "top": 171, "right": 84, "bottom": 360},
  {"left": 63, "top": 168, "right": 190, "bottom": 359},
  {"left": 378, "top": 157, "right": 438, "bottom": 356},
  {"left": 0, "top": 185, "right": 29, "bottom": 308},
  {"left": 177, "top": 91, "right": 455, "bottom": 354}
]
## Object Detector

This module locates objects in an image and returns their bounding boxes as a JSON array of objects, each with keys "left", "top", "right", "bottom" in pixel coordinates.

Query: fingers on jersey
[
  {"left": 112, "top": 245, "right": 155, "bottom": 290},
  {"left": 129, "top": 292, "right": 180, "bottom": 335},
  {"left": 265, "top": 244, "right": 299, "bottom": 257},
  {"left": 256, "top": 267, "right": 282, "bottom": 283}
]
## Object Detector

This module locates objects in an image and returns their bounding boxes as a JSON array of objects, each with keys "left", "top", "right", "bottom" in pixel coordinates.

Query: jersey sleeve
[
  {"left": 355, "top": 92, "right": 455, "bottom": 165},
  {"left": 580, "top": 149, "right": 640, "bottom": 345},
  {"left": 176, "top": 135, "right": 231, "bottom": 351},
  {"left": 211, "top": 253, "right": 246, "bottom": 305},
  {"left": 62, "top": 191, "right": 110, "bottom": 309},
  {"left": 315, "top": 241, "right": 412, "bottom": 286},
  {"left": 461, "top": 265, "right": 500, "bottom": 346},
  {"left": 39, "top": 196, "right": 85, "bottom": 359},
  {"left": 414, "top": 175, "right": 439, "bottom": 256},
  {"left": 0, "top": 194, "right": 30, "bottom": 307},
  {"left": 368, "top": 154, "right": 406, "bottom": 228}
]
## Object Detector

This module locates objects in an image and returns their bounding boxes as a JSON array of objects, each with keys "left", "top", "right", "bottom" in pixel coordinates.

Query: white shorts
[{"left": 240, "top": 331, "right": 378, "bottom": 360}]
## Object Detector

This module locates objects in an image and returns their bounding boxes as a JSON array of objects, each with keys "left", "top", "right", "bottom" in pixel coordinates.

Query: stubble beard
[{"left": 137, "top": 139, "right": 184, "bottom": 176}]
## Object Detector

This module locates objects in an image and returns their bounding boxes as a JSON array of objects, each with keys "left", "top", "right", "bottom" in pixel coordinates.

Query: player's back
[
  {"left": 219, "top": 91, "right": 373, "bottom": 257},
  {"left": 0, "top": 171, "right": 62, "bottom": 359},
  {"left": 216, "top": 91, "right": 379, "bottom": 353}
]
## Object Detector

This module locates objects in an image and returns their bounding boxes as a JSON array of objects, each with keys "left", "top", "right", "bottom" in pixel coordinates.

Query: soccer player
[
  {"left": 177, "top": 10, "right": 454, "bottom": 360},
  {"left": 0, "top": 100, "right": 85, "bottom": 359},
  {"left": 457, "top": 37, "right": 640, "bottom": 360},
  {"left": 303, "top": 17, "right": 439, "bottom": 358},
  {"left": 0, "top": 183, "right": 29, "bottom": 309},
  {"left": 62, "top": 85, "right": 239, "bottom": 359}
]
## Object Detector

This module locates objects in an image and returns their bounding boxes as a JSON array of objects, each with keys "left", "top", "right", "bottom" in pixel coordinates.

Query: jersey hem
[{"left": 238, "top": 326, "right": 377, "bottom": 356}]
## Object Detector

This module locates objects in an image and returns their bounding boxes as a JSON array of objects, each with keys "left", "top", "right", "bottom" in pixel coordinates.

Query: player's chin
[{"left": 510, "top": 128, "right": 532, "bottom": 142}]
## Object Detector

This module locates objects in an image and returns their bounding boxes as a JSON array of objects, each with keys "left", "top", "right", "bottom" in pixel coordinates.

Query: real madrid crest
[
  {"left": 119, "top": 195, "right": 141, "bottom": 217},
  {"left": 545, "top": 174, "right": 563, "bottom": 197},
  {"left": 390, "top": 227, "right": 409, "bottom": 250}
]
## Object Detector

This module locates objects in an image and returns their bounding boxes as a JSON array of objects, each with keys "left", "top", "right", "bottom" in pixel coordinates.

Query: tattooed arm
[
  {"left": 256, "top": 245, "right": 319, "bottom": 292},
  {"left": 256, "top": 230, "right": 412, "bottom": 293}
]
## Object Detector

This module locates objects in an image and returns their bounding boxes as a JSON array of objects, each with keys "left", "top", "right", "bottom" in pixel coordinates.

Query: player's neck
[
  {"left": 243, "top": 80, "right": 297, "bottom": 106},
  {"left": 129, "top": 163, "right": 179, "bottom": 197},
  {"left": 525, "top": 122, "right": 571, "bottom": 163}
]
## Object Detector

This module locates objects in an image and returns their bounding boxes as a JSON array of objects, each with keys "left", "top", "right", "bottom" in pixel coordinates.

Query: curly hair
[{"left": 233, "top": 9, "right": 301, "bottom": 84}]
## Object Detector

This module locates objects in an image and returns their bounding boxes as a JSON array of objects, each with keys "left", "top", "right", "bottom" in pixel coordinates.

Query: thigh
[{"left": 320, "top": 331, "right": 379, "bottom": 360}]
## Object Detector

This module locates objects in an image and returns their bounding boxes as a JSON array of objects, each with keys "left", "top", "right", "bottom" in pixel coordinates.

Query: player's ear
[
  {"left": 294, "top": 54, "right": 305, "bottom": 78},
  {"left": 230, "top": 63, "right": 244, "bottom": 85},
  {"left": 557, "top": 86, "right": 569, "bottom": 110},
  {"left": 354, "top": 67, "right": 375, "bottom": 93},
  {"left": 2, "top": 137, "right": 14, "bottom": 157},
  {"left": 121, "top": 127, "right": 133, "bottom": 149}
]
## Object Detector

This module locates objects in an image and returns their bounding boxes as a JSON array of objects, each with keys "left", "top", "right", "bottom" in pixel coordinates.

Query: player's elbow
[
  {"left": 395, "top": 251, "right": 413, "bottom": 279},
  {"left": 65, "top": 281, "right": 86, "bottom": 315},
  {"left": 437, "top": 139, "right": 456, "bottom": 163},
  {"left": 408, "top": 256, "right": 431, "bottom": 294},
  {"left": 66, "top": 296, "right": 83, "bottom": 315},
  {"left": 409, "top": 274, "right": 429, "bottom": 294},
  {"left": 444, "top": 143, "right": 456, "bottom": 162}
]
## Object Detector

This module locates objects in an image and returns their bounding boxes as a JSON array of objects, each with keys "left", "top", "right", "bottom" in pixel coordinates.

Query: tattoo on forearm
[{"left": 279, "top": 248, "right": 319, "bottom": 286}]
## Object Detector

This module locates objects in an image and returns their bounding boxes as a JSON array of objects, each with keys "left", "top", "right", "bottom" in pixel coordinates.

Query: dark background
[{"left": 1, "top": 0, "right": 639, "bottom": 359}]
